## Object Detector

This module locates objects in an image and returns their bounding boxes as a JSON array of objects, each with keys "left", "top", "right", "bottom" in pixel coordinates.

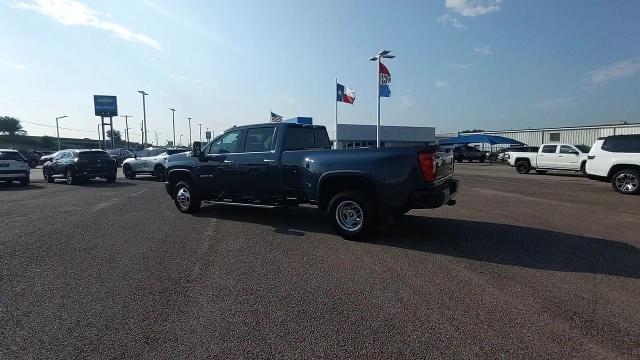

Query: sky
[{"left": 1, "top": 0, "right": 639, "bottom": 144}]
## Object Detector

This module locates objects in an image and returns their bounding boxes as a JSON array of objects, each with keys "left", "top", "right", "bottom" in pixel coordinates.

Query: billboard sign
[
  {"left": 205, "top": 131, "right": 212, "bottom": 140},
  {"left": 94, "top": 95, "right": 118, "bottom": 117}
]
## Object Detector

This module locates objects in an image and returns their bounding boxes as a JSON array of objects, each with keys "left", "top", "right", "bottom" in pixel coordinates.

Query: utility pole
[
  {"left": 120, "top": 115, "right": 132, "bottom": 150},
  {"left": 198, "top": 123, "right": 202, "bottom": 142},
  {"left": 138, "top": 90, "right": 148, "bottom": 146},
  {"left": 369, "top": 50, "right": 395, "bottom": 148},
  {"left": 187, "top": 117, "right": 192, "bottom": 146},
  {"left": 169, "top": 108, "right": 176, "bottom": 146},
  {"left": 55, "top": 115, "right": 68, "bottom": 150},
  {"left": 154, "top": 130, "right": 162, "bottom": 146}
]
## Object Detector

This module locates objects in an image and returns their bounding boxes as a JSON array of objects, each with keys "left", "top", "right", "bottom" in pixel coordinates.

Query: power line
[{"left": 19, "top": 120, "right": 94, "bottom": 133}]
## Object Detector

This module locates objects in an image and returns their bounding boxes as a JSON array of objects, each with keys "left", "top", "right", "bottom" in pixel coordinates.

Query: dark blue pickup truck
[{"left": 164, "top": 122, "right": 458, "bottom": 239}]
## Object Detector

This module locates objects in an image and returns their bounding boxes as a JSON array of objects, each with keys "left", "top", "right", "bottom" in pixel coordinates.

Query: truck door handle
[
  {"left": 223, "top": 160, "right": 235, "bottom": 164},
  {"left": 263, "top": 159, "right": 275, "bottom": 163}
]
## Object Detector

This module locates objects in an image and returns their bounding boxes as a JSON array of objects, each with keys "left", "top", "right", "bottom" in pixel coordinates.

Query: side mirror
[{"left": 192, "top": 141, "right": 203, "bottom": 158}]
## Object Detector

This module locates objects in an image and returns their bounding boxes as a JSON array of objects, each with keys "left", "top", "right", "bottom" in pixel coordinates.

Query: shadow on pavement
[
  {"left": 0, "top": 184, "right": 45, "bottom": 191},
  {"left": 196, "top": 205, "right": 640, "bottom": 279},
  {"left": 78, "top": 180, "right": 138, "bottom": 188}
]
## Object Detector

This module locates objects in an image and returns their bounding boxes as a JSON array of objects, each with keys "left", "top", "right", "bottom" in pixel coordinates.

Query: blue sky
[{"left": 1, "top": 0, "right": 639, "bottom": 144}]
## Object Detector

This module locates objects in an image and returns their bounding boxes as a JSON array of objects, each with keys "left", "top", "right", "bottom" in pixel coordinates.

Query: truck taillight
[{"left": 419, "top": 153, "right": 437, "bottom": 181}]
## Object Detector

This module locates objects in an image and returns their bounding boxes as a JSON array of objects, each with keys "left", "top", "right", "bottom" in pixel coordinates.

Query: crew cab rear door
[
  {"left": 231, "top": 125, "right": 281, "bottom": 199},
  {"left": 537, "top": 145, "right": 558, "bottom": 168}
]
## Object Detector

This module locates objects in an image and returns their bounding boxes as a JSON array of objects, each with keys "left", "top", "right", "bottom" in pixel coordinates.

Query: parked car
[
  {"left": 39, "top": 151, "right": 59, "bottom": 165},
  {"left": 42, "top": 149, "right": 117, "bottom": 184},
  {"left": 164, "top": 123, "right": 458, "bottom": 239},
  {"left": 122, "top": 148, "right": 186, "bottom": 180},
  {"left": 17, "top": 150, "right": 41, "bottom": 168},
  {"left": 586, "top": 135, "right": 640, "bottom": 195},
  {"left": 0, "top": 149, "right": 30, "bottom": 186},
  {"left": 452, "top": 145, "right": 488, "bottom": 163},
  {"left": 106, "top": 149, "right": 134, "bottom": 166},
  {"left": 507, "top": 143, "right": 590, "bottom": 174}
]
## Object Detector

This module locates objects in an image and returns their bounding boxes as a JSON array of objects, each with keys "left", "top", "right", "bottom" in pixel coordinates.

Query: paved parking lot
[{"left": 1, "top": 164, "right": 639, "bottom": 358}]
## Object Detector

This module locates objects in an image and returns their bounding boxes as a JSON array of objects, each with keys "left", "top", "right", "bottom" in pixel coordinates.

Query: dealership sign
[{"left": 94, "top": 95, "right": 118, "bottom": 117}]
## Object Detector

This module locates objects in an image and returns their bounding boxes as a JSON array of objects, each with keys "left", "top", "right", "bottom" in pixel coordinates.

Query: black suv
[
  {"left": 43, "top": 149, "right": 117, "bottom": 184},
  {"left": 452, "top": 146, "right": 488, "bottom": 163}
]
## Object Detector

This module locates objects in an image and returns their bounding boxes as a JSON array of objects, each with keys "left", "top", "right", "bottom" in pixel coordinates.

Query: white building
[
  {"left": 334, "top": 124, "right": 435, "bottom": 149},
  {"left": 447, "top": 122, "right": 640, "bottom": 147}
]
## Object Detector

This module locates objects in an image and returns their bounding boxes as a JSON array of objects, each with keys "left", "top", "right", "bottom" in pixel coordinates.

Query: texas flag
[
  {"left": 336, "top": 83, "right": 356, "bottom": 104},
  {"left": 379, "top": 62, "right": 391, "bottom": 97}
]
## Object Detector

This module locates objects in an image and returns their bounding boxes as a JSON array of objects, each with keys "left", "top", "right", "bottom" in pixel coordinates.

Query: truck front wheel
[
  {"left": 328, "top": 191, "right": 376, "bottom": 240},
  {"left": 516, "top": 161, "right": 531, "bottom": 174},
  {"left": 174, "top": 180, "right": 201, "bottom": 213}
]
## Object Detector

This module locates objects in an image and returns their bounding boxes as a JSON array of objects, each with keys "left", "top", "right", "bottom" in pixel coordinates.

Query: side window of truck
[
  {"left": 541, "top": 145, "right": 557, "bottom": 153},
  {"left": 210, "top": 130, "right": 242, "bottom": 154},
  {"left": 244, "top": 127, "right": 275, "bottom": 153}
]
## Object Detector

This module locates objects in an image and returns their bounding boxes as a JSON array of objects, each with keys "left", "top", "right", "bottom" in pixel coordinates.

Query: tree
[
  {"left": 0, "top": 116, "right": 26, "bottom": 135},
  {"left": 461, "top": 129, "right": 485, "bottom": 134},
  {"left": 106, "top": 129, "right": 122, "bottom": 144}
]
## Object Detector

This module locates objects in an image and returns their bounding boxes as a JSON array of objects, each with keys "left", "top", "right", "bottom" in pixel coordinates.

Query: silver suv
[
  {"left": 122, "top": 148, "right": 186, "bottom": 180},
  {"left": 0, "top": 149, "right": 31, "bottom": 186}
]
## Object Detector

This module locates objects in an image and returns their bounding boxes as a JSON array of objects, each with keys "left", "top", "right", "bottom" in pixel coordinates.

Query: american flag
[{"left": 270, "top": 111, "right": 283, "bottom": 123}]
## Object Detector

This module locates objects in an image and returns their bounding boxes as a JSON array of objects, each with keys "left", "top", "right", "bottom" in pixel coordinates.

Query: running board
[{"left": 202, "top": 201, "right": 283, "bottom": 209}]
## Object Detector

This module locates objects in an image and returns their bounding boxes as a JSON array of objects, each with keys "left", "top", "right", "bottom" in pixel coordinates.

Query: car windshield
[{"left": 575, "top": 145, "right": 591, "bottom": 153}]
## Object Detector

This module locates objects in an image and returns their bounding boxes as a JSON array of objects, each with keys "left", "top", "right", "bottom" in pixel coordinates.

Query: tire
[
  {"left": 456, "top": 158, "right": 462, "bottom": 163},
  {"left": 174, "top": 180, "right": 201, "bottom": 213},
  {"left": 123, "top": 164, "right": 135, "bottom": 179},
  {"left": 328, "top": 191, "right": 376, "bottom": 240},
  {"left": 611, "top": 169, "right": 640, "bottom": 195},
  {"left": 44, "top": 168, "right": 54, "bottom": 183},
  {"left": 20, "top": 178, "right": 30, "bottom": 186},
  {"left": 535, "top": 170, "right": 548, "bottom": 174},
  {"left": 515, "top": 161, "right": 531, "bottom": 174},
  {"left": 392, "top": 208, "right": 409, "bottom": 223},
  {"left": 580, "top": 162, "right": 587, "bottom": 176},
  {"left": 154, "top": 165, "right": 166, "bottom": 181},
  {"left": 106, "top": 174, "right": 116, "bottom": 183},
  {"left": 480, "top": 156, "right": 486, "bottom": 163},
  {"left": 65, "top": 168, "right": 78, "bottom": 185}
]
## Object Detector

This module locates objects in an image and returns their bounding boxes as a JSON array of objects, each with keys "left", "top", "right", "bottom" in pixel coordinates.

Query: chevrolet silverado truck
[
  {"left": 164, "top": 123, "right": 458, "bottom": 239},
  {"left": 507, "top": 143, "right": 590, "bottom": 175}
]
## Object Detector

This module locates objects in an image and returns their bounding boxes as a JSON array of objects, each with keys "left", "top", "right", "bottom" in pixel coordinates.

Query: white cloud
[
  {"left": 587, "top": 59, "right": 640, "bottom": 84},
  {"left": 169, "top": 74, "right": 212, "bottom": 87},
  {"left": 452, "top": 63, "right": 473, "bottom": 70},
  {"left": 474, "top": 45, "right": 494, "bottom": 55},
  {"left": 445, "top": 0, "right": 502, "bottom": 17},
  {"left": 533, "top": 95, "right": 580, "bottom": 110},
  {"left": 12, "top": 0, "right": 163, "bottom": 51},
  {"left": 438, "top": 14, "right": 466, "bottom": 30},
  {"left": 2, "top": 61, "right": 27, "bottom": 71},
  {"left": 435, "top": 81, "right": 450, "bottom": 88}
]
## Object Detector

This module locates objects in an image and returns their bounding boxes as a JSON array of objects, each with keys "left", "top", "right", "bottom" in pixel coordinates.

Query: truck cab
[{"left": 508, "top": 143, "right": 590, "bottom": 174}]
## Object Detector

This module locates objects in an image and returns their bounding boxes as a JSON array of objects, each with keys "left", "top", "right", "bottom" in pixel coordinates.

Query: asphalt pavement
[{"left": 1, "top": 164, "right": 639, "bottom": 359}]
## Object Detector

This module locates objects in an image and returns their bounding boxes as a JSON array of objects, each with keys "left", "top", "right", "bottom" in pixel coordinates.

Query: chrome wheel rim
[
  {"left": 66, "top": 170, "right": 73, "bottom": 184},
  {"left": 335, "top": 200, "right": 363, "bottom": 232},
  {"left": 615, "top": 173, "right": 639, "bottom": 193},
  {"left": 176, "top": 187, "right": 191, "bottom": 210}
]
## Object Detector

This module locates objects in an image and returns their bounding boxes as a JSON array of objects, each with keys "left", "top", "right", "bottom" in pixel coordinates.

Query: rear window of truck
[
  {"left": 0, "top": 151, "right": 26, "bottom": 161},
  {"left": 285, "top": 127, "right": 330, "bottom": 150}
]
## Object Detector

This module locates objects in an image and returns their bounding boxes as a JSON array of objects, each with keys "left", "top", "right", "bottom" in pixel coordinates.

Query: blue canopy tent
[
  {"left": 439, "top": 134, "right": 525, "bottom": 164},
  {"left": 439, "top": 134, "right": 524, "bottom": 146}
]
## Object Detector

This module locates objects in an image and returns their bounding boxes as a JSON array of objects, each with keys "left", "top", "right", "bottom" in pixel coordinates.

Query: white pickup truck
[{"left": 507, "top": 143, "right": 591, "bottom": 174}]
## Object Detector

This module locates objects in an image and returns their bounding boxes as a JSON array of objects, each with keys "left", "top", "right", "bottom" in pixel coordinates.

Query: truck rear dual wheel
[{"left": 328, "top": 191, "right": 376, "bottom": 240}]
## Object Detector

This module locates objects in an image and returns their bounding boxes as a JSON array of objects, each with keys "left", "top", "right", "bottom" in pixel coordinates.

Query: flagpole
[
  {"left": 376, "top": 57, "right": 381, "bottom": 148},
  {"left": 335, "top": 77, "right": 338, "bottom": 149}
]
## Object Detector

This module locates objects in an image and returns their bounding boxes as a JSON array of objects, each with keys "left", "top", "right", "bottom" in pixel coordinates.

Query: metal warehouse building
[
  {"left": 334, "top": 124, "right": 436, "bottom": 149},
  {"left": 462, "top": 123, "right": 640, "bottom": 147}
]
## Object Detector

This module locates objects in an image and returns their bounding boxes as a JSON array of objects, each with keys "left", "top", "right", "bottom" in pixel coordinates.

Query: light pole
[
  {"left": 120, "top": 115, "right": 132, "bottom": 150},
  {"left": 97, "top": 124, "right": 101, "bottom": 149},
  {"left": 138, "top": 90, "right": 148, "bottom": 146},
  {"left": 369, "top": 50, "right": 395, "bottom": 148},
  {"left": 179, "top": 134, "right": 183, "bottom": 146},
  {"left": 55, "top": 115, "right": 68, "bottom": 150},
  {"left": 169, "top": 108, "right": 176, "bottom": 146},
  {"left": 198, "top": 123, "right": 202, "bottom": 142},
  {"left": 187, "top": 117, "right": 192, "bottom": 146}
]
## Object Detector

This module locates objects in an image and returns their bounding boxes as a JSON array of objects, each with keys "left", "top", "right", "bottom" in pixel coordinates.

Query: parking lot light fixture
[
  {"left": 138, "top": 91, "right": 148, "bottom": 145},
  {"left": 55, "top": 115, "right": 68, "bottom": 150},
  {"left": 169, "top": 108, "right": 176, "bottom": 146}
]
